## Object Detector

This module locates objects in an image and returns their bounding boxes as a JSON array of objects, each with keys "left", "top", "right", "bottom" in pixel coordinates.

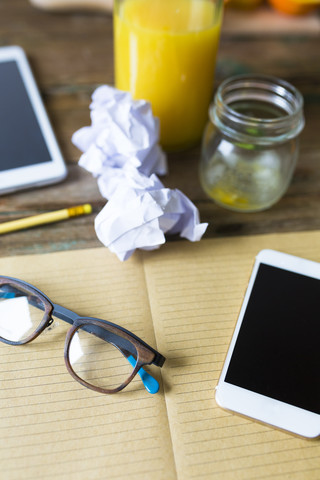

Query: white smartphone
[
  {"left": 216, "top": 249, "right": 320, "bottom": 438},
  {"left": 0, "top": 46, "right": 67, "bottom": 195}
]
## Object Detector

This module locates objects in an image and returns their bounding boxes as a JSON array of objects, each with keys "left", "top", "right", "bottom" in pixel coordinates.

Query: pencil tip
[{"left": 83, "top": 204, "right": 92, "bottom": 215}]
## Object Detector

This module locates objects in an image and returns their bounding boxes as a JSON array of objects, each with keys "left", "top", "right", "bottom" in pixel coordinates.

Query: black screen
[
  {"left": 225, "top": 263, "right": 320, "bottom": 414},
  {"left": 0, "top": 60, "right": 52, "bottom": 172}
]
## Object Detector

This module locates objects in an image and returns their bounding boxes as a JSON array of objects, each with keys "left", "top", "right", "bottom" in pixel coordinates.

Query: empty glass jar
[{"left": 199, "top": 74, "right": 305, "bottom": 212}]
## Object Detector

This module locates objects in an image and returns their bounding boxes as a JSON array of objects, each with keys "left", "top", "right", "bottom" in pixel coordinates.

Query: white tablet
[
  {"left": 0, "top": 46, "right": 67, "bottom": 195},
  {"left": 216, "top": 249, "right": 320, "bottom": 438}
]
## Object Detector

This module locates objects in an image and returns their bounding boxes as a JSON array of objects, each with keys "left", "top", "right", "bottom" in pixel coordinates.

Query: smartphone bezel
[
  {"left": 215, "top": 249, "right": 320, "bottom": 438},
  {"left": 0, "top": 46, "right": 67, "bottom": 195}
]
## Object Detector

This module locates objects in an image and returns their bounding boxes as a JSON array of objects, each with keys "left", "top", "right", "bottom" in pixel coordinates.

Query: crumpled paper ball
[
  {"left": 95, "top": 168, "right": 208, "bottom": 261},
  {"left": 72, "top": 85, "right": 167, "bottom": 177}
]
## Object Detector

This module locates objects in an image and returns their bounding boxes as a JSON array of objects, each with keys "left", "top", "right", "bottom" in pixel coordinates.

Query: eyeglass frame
[{"left": 0, "top": 275, "right": 165, "bottom": 395}]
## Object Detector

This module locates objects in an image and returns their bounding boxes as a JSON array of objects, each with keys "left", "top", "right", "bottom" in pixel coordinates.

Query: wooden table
[{"left": 0, "top": 0, "right": 319, "bottom": 258}]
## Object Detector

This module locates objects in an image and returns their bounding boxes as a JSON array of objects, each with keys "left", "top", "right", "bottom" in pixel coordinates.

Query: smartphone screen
[
  {"left": 0, "top": 60, "right": 52, "bottom": 172},
  {"left": 224, "top": 263, "right": 320, "bottom": 415}
]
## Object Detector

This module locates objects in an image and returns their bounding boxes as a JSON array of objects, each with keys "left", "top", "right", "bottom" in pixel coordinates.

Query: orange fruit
[{"left": 267, "top": 0, "right": 316, "bottom": 14}]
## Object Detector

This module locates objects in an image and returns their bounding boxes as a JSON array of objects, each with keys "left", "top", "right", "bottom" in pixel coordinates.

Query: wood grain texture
[
  {"left": 0, "top": 0, "right": 319, "bottom": 257},
  {"left": 30, "top": 0, "right": 113, "bottom": 12}
]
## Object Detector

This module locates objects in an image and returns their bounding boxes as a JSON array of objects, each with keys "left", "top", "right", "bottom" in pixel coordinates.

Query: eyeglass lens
[
  {"left": 0, "top": 282, "right": 45, "bottom": 342},
  {"left": 68, "top": 325, "right": 138, "bottom": 391}
]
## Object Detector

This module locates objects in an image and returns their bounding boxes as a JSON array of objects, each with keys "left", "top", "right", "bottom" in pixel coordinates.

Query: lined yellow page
[
  {"left": 0, "top": 248, "right": 176, "bottom": 480},
  {"left": 143, "top": 231, "right": 320, "bottom": 480}
]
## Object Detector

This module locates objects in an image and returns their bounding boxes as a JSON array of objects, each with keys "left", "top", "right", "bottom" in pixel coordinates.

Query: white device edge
[
  {"left": 215, "top": 249, "right": 320, "bottom": 438},
  {"left": 0, "top": 45, "right": 67, "bottom": 195}
]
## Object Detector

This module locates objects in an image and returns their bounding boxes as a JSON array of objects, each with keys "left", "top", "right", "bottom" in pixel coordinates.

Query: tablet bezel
[{"left": 0, "top": 46, "right": 67, "bottom": 195}]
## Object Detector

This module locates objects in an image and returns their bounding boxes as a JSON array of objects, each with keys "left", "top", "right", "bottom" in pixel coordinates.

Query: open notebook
[{"left": 0, "top": 230, "right": 319, "bottom": 480}]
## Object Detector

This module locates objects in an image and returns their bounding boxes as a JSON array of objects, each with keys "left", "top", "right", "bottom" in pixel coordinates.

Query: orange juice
[{"left": 114, "top": 0, "right": 223, "bottom": 151}]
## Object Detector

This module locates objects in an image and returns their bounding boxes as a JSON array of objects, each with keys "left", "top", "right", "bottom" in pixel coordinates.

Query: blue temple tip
[
  {"left": 1, "top": 292, "right": 15, "bottom": 299},
  {"left": 138, "top": 369, "right": 159, "bottom": 394},
  {"left": 127, "top": 355, "right": 159, "bottom": 394}
]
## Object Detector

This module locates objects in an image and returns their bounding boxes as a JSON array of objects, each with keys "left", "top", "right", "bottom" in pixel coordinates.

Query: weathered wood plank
[{"left": 0, "top": 0, "right": 319, "bottom": 258}]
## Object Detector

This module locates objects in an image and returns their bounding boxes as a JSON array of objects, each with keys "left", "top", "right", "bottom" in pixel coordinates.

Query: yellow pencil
[{"left": 0, "top": 204, "right": 92, "bottom": 234}]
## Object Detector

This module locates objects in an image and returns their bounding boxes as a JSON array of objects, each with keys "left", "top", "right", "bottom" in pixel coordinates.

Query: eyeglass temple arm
[{"left": 52, "top": 304, "right": 160, "bottom": 394}]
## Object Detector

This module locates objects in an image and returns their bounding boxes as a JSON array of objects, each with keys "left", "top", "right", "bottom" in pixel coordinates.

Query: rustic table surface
[{"left": 0, "top": 0, "right": 319, "bottom": 258}]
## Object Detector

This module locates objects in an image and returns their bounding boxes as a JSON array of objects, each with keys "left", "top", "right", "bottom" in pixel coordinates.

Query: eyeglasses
[{"left": 0, "top": 275, "right": 165, "bottom": 395}]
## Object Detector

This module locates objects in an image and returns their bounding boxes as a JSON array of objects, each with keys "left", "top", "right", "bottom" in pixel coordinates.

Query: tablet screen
[
  {"left": 0, "top": 60, "right": 52, "bottom": 172},
  {"left": 225, "top": 264, "right": 320, "bottom": 415}
]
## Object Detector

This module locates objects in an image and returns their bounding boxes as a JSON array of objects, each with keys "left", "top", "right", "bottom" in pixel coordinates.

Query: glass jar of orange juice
[{"left": 114, "top": 0, "right": 223, "bottom": 151}]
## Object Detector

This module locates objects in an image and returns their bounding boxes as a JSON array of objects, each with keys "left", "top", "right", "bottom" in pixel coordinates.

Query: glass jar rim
[{"left": 210, "top": 74, "right": 305, "bottom": 145}]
